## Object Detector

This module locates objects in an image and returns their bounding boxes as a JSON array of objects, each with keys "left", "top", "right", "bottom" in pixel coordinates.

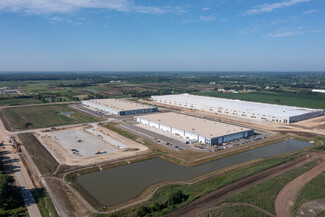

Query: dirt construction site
[{"left": 35, "top": 123, "right": 149, "bottom": 166}]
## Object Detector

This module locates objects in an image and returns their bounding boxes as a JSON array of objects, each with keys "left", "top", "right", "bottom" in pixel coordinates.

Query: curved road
[{"left": 275, "top": 154, "right": 325, "bottom": 217}]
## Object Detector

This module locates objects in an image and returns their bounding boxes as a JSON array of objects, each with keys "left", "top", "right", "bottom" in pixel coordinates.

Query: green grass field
[
  {"left": 2, "top": 104, "right": 97, "bottom": 130},
  {"left": 0, "top": 98, "right": 41, "bottom": 106},
  {"left": 222, "top": 160, "right": 320, "bottom": 215},
  {"left": 198, "top": 205, "right": 269, "bottom": 217},
  {"left": 293, "top": 171, "right": 325, "bottom": 215},
  {"left": 195, "top": 91, "right": 325, "bottom": 109}
]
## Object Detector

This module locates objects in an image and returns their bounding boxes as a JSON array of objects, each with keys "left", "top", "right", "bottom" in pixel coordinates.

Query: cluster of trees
[
  {"left": 123, "top": 88, "right": 198, "bottom": 98},
  {"left": 85, "top": 94, "right": 111, "bottom": 100},
  {"left": 0, "top": 95, "right": 34, "bottom": 100},
  {"left": 33, "top": 93, "right": 79, "bottom": 103},
  {"left": 57, "top": 82, "right": 94, "bottom": 88},
  {"left": 0, "top": 159, "right": 24, "bottom": 213},
  {"left": 136, "top": 190, "right": 188, "bottom": 217}
]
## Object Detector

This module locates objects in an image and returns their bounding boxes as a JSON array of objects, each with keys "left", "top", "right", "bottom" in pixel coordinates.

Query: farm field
[
  {"left": 195, "top": 91, "right": 325, "bottom": 109},
  {"left": 1, "top": 104, "right": 98, "bottom": 130},
  {"left": 0, "top": 98, "right": 41, "bottom": 106}
]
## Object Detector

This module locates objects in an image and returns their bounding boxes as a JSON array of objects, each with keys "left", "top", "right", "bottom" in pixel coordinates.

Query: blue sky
[{"left": 0, "top": 0, "right": 324, "bottom": 71}]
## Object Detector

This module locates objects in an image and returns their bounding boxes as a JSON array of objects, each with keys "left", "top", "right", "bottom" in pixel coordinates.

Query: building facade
[
  {"left": 151, "top": 94, "right": 323, "bottom": 123},
  {"left": 82, "top": 99, "right": 157, "bottom": 116},
  {"left": 135, "top": 112, "right": 254, "bottom": 145}
]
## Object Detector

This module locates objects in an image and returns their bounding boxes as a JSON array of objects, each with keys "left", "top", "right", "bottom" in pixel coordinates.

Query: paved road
[{"left": 0, "top": 145, "right": 42, "bottom": 217}]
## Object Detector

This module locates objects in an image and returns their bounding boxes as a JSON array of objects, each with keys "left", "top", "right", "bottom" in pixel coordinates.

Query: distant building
[
  {"left": 151, "top": 94, "right": 323, "bottom": 123},
  {"left": 135, "top": 112, "right": 253, "bottom": 145},
  {"left": 82, "top": 99, "right": 157, "bottom": 116},
  {"left": 312, "top": 89, "right": 325, "bottom": 93}
]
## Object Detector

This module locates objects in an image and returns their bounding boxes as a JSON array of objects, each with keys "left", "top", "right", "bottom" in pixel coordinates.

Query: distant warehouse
[
  {"left": 82, "top": 99, "right": 157, "bottom": 116},
  {"left": 135, "top": 112, "right": 253, "bottom": 145},
  {"left": 151, "top": 94, "right": 323, "bottom": 123}
]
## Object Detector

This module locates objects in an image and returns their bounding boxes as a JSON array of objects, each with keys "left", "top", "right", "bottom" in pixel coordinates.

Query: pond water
[{"left": 75, "top": 139, "right": 312, "bottom": 206}]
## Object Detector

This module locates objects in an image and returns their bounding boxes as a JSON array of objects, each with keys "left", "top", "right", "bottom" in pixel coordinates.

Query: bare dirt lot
[{"left": 36, "top": 124, "right": 150, "bottom": 166}]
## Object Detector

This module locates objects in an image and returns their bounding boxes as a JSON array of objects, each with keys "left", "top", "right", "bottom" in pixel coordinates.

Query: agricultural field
[
  {"left": 195, "top": 91, "right": 325, "bottom": 109},
  {"left": 1, "top": 104, "right": 98, "bottom": 130},
  {"left": 0, "top": 98, "right": 41, "bottom": 106}
]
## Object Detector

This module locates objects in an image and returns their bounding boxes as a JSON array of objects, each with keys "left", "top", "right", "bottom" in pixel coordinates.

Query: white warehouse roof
[
  {"left": 153, "top": 94, "right": 318, "bottom": 118},
  {"left": 84, "top": 99, "right": 154, "bottom": 111},
  {"left": 137, "top": 112, "right": 252, "bottom": 138}
]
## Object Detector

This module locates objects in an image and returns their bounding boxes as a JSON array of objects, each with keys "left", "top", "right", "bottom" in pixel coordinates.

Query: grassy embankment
[
  {"left": 1, "top": 104, "right": 98, "bottom": 130},
  {"left": 217, "top": 160, "right": 321, "bottom": 216},
  {"left": 32, "top": 189, "right": 60, "bottom": 217},
  {"left": 195, "top": 91, "right": 325, "bottom": 109},
  {"left": 198, "top": 205, "right": 269, "bottom": 217},
  {"left": 292, "top": 137, "right": 325, "bottom": 215}
]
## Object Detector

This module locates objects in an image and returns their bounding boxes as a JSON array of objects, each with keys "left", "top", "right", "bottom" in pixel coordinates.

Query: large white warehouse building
[
  {"left": 82, "top": 99, "right": 157, "bottom": 116},
  {"left": 151, "top": 94, "right": 323, "bottom": 123},
  {"left": 135, "top": 112, "right": 253, "bottom": 145}
]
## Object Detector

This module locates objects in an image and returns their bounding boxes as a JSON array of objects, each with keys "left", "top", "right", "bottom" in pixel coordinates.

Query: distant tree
[
  {"left": 0, "top": 174, "right": 14, "bottom": 206},
  {"left": 24, "top": 122, "right": 33, "bottom": 129}
]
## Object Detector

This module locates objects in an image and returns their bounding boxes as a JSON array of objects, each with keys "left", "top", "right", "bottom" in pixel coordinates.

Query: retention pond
[{"left": 74, "top": 139, "right": 312, "bottom": 206}]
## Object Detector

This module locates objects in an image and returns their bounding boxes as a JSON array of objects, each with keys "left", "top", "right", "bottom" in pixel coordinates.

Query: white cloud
[
  {"left": 247, "top": 0, "right": 310, "bottom": 14},
  {"left": 181, "top": 14, "right": 215, "bottom": 24},
  {"left": 199, "top": 15, "right": 215, "bottom": 22},
  {"left": 202, "top": 7, "right": 210, "bottom": 11},
  {"left": 0, "top": 0, "right": 182, "bottom": 15},
  {"left": 303, "top": 9, "right": 319, "bottom": 15},
  {"left": 267, "top": 31, "right": 302, "bottom": 37}
]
